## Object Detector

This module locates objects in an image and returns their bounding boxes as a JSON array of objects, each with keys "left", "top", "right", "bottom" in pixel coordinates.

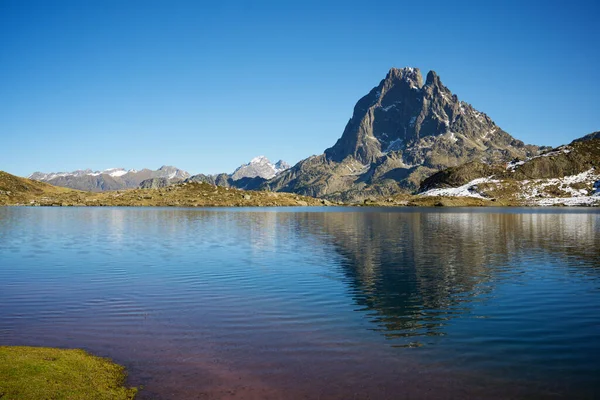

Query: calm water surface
[{"left": 1, "top": 207, "right": 599, "bottom": 399}]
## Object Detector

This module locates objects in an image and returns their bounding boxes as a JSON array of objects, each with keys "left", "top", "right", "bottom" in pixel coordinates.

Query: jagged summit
[
  {"left": 425, "top": 70, "right": 441, "bottom": 85},
  {"left": 324, "top": 66, "right": 522, "bottom": 166},
  {"left": 385, "top": 67, "right": 424, "bottom": 89}
]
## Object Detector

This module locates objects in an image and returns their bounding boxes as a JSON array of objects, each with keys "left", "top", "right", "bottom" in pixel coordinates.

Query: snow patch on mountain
[
  {"left": 420, "top": 177, "right": 498, "bottom": 199},
  {"left": 420, "top": 168, "right": 600, "bottom": 206},
  {"left": 517, "top": 169, "right": 600, "bottom": 205},
  {"left": 103, "top": 168, "right": 129, "bottom": 177}
]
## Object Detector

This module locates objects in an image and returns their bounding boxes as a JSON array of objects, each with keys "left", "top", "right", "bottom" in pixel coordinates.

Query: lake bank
[{"left": 0, "top": 346, "right": 136, "bottom": 399}]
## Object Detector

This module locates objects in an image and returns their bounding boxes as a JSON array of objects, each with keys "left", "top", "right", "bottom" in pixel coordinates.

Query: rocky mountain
[
  {"left": 418, "top": 133, "right": 600, "bottom": 206},
  {"left": 265, "top": 67, "right": 545, "bottom": 201},
  {"left": 29, "top": 166, "right": 190, "bottom": 192},
  {"left": 184, "top": 156, "right": 290, "bottom": 190},
  {"left": 231, "top": 156, "right": 290, "bottom": 180}
]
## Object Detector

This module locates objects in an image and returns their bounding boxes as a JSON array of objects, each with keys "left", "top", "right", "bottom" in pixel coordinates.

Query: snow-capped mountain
[
  {"left": 231, "top": 156, "right": 290, "bottom": 180},
  {"left": 28, "top": 166, "right": 190, "bottom": 192}
]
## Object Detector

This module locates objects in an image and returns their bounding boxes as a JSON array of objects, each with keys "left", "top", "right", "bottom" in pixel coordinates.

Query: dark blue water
[{"left": 1, "top": 207, "right": 599, "bottom": 399}]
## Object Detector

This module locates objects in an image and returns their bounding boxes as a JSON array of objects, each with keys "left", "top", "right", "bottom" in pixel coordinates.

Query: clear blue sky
[{"left": 1, "top": 0, "right": 599, "bottom": 177}]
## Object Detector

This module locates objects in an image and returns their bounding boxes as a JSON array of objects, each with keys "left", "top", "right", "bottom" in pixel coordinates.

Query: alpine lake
[{"left": 1, "top": 207, "right": 599, "bottom": 399}]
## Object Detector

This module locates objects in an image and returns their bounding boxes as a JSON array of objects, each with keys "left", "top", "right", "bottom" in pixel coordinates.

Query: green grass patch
[{"left": 0, "top": 346, "right": 137, "bottom": 399}]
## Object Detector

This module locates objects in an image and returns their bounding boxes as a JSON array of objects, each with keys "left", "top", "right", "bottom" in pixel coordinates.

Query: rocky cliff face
[
  {"left": 29, "top": 166, "right": 190, "bottom": 192},
  {"left": 266, "top": 67, "right": 545, "bottom": 200}
]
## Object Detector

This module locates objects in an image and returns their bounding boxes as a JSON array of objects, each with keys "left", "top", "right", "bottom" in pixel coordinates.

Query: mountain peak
[
  {"left": 323, "top": 66, "right": 539, "bottom": 168},
  {"left": 425, "top": 70, "right": 441, "bottom": 86},
  {"left": 274, "top": 160, "right": 290, "bottom": 170},
  {"left": 231, "top": 156, "right": 290, "bottom": 181},
  {"left": 250, "top": 156, "right": 270, "bottom": 164},
  {"left": 386, "top": 67, "right": 423, "bottom": 89}
]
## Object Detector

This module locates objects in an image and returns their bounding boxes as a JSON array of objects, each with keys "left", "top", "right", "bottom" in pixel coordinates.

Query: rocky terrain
[
  {"left": 418, "top": 135, "right": 600, "bottom": 206},
  {"left": 30, "top": 166, "right": 190, "bottom": 192},
  {"left": 264, "top": 67, "right": 546, "bottom": 201}
]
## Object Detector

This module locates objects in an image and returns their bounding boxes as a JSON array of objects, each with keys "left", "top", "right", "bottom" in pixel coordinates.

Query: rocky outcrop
[
  {"left": 266, "top": 67, "right": 545, "bottom": 200},
  {"left": 185, "top": 173, "right": 228, "bottom": 187},
  {"left": 184, "top": 173, "right": 266, "bottom": 191},
  {"left": 139, "top": 177, "right": 177, "bottom": 189}
]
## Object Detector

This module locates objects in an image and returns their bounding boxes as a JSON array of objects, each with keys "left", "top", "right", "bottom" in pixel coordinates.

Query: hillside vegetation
[{"left": 0, "top": 172, "right": 327, "bottom": 207}]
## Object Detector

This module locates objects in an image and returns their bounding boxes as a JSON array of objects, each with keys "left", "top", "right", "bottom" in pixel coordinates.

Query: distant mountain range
[
  {"left": 29, "top": 157, "right": 290, "bottom": 192},
  {"left": 29, "top": 166, "right": 190, "bottom": 192}
]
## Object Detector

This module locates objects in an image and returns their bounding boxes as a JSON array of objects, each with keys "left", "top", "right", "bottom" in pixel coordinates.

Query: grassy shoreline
[{"left": 0, "top": 346, "right": 136, "bottom": 399}]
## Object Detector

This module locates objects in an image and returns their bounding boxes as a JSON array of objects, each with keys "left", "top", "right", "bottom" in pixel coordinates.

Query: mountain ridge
[
  {"left": 29, "top": 157, "right": 291, "bottom": 192},
  {"left": 265, "top": 67, "right": 547, "bottom": 201},
  {"left": 29, "top": 166, "right": 190, "bottom": 192}
]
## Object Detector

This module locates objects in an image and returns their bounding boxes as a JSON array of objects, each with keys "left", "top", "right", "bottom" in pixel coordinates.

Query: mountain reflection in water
[{"left": 310, "top": 211, "right": 600, "bottom": 346}]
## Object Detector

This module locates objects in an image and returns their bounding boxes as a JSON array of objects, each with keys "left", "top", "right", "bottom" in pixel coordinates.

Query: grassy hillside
[
  {"left": 0, "top": 171, "right": 78, "bottom": 205},
  {"left": 0, "top": 171, "right": 327, "bottom": 207}
]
